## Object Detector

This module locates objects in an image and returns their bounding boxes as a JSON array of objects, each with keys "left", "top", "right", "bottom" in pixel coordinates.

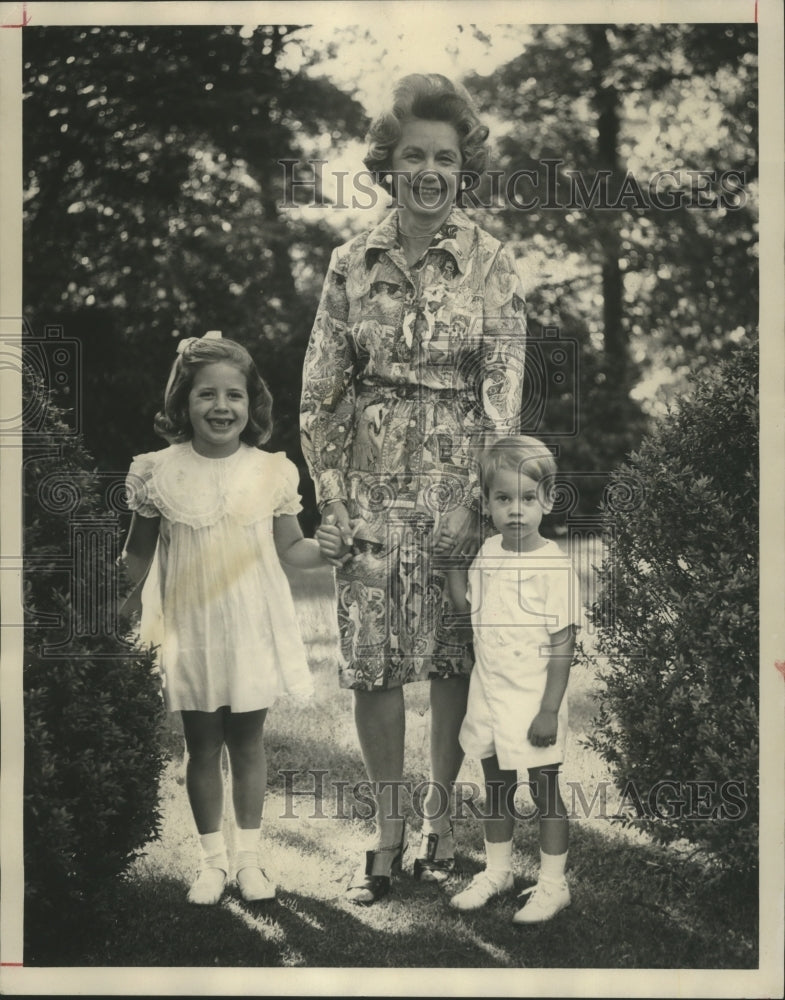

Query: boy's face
[{"left": 486, "top": 466, "right": 552, "bottom": 552}]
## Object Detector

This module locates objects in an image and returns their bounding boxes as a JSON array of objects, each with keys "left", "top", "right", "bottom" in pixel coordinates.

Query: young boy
[{"left": 447, "top": 435, "right": 581, "bottom": 923}]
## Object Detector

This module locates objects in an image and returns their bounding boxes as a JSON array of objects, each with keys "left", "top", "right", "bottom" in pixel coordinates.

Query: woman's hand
[
  {"left": 315, "top": 521, "right": 351, "bottom": 563},
  {"left": 433, "top": 507, "right": 482, "bottom": 560},
  {"left": 316, "top": 501, "right": 355, "bottom": 567}
]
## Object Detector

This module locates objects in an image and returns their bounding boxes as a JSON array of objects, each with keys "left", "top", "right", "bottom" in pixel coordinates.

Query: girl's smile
[{"left": 188, "top": 362, "right": 249, "bottom": 458}]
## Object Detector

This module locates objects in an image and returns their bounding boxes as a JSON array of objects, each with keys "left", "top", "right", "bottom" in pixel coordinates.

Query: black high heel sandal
[
  {"left": 413, "top": 824, "right": 458, "bottom": 882},
  {"left": 346, "top": 823, "right": 407, "bottom": 906}
]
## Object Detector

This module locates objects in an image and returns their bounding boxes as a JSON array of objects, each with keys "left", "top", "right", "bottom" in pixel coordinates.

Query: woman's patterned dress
[{"left": 301, "top": 207, "right": 526, "bottom": 690}]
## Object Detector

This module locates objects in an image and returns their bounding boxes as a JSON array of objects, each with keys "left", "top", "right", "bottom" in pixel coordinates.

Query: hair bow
[{"left": 176, "top": 330, "right": 223, "bottom": 355}]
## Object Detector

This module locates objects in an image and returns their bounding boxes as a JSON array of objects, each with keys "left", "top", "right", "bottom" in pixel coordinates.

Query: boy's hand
[
  {"left": 527, "top": 710, "right": 559, "bottom": 747},
  {"left": 433, "top": 508, "right": 481, "bottom": 558}
]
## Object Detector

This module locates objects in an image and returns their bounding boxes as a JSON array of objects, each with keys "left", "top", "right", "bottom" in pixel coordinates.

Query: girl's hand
[
  {"left": 316, "top": 522, "right": 351, "bottom": 561},
  {"left": 527, "top": 710, "right": 559, "bottom": 747},
  {"left": 318, "top": 503, "right": 355, "bottom": 567}
]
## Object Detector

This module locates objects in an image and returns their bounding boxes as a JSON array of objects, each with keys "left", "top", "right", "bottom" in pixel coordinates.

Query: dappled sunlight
[
  {"left": 118, "top": 457, "right": 754, "bottom": 967},
  {"left": 224, "top": 898, "right": 287, "bottom": 945}
]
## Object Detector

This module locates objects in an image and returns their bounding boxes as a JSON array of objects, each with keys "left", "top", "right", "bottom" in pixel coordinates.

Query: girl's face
[
  {"left": 188, "top": 362, "right": 249, "bottom": 458},
  {"left": 391, "top": 118, "right": 462, "bottom": 219},
  {"left": 486, "top": 466, "right": 552, "bottom": 552}
]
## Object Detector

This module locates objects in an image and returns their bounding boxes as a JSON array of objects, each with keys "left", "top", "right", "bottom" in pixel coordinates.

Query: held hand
[
  {"left": 433, "top": 508, "right": 481, "bottom": 559},
  {"left": 527, "top": 710, "right": 559, "bottom": 748},
  {"left": 315, "top": 523, "right": 348, "bottom": 559},
  {"left": 319, "top": 503, "right": 355, "bottom": 567},
  {"left": 432, "top": 519, "right": 458, "bottom": 555},
  {"left": 323, "top": 501, "right": 353, "bottom": 542}
]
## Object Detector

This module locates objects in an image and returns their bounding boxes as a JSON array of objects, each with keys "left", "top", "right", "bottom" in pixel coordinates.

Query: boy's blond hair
[{"left": 479, "top": 435, "right": 557, "bottom": 498}]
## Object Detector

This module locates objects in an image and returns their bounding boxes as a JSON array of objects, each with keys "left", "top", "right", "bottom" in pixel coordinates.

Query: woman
[{"left": 300, "top": 73, "right": 526, "bottom": 904}]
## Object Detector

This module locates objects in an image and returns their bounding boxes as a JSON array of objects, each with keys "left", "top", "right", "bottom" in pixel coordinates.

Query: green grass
[{"left": 34, "top": 554, "right": 758, "bottom": 969}]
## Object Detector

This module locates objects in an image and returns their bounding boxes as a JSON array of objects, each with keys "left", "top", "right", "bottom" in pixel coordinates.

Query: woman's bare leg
[{"left": 353, "top": 687, "right": 406, "bottom": 847}]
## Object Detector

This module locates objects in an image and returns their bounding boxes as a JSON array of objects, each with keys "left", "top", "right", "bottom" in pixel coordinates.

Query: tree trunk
[{"left": 588, "top": 26, "right": 629, "bottom": 400}]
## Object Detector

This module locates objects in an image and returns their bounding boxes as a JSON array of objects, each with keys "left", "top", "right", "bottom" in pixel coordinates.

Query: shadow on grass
[
  {"left": 64, "top": 875, "right": 514, "bottom": 968},
  {"left": 40, "top": 814, "right": 757, "bottom": 970},
  {"left": 26, "top": 571, "right": 758, "bottom": 970}
]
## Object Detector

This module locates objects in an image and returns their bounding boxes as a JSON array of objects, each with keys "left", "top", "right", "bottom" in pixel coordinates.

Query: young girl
[
  {"left": 446, "top": 436, "right": 582, "bottom": 923},
  {"left": 121, "top": 331, "right": 327, "bottom": 906}
]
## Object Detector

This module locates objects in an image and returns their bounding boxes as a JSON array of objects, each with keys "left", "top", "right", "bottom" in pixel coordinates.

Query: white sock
[
  {"left": 234, "top": 826, "right": 261, "bottom": 873},
  {"left": 199, "top": 830, "right": 228, "bottom": 873},
  {"left": 484, "top": 838, "right": 513, "bottom": 876},
  {"left": 539, "top": 849, "right": 568, "bottom": 884}
]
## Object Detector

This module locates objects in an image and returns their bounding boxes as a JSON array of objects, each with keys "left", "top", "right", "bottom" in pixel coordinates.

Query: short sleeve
[
  {"left": 543, "top": 563, "right": 583, "bottom": 634},
  {"left": 125, "top": 452, "right": 160, "bottom": 518},
  {"left": 272, "top": 453, "right": 304, "bottom": 517}
]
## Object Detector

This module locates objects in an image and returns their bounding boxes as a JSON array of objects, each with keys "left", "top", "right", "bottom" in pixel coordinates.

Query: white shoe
[
  {"left": 187, "top": 866, "right": 227, "bottom": 905},
  {"left": 450, "top": 868, "right": 514, "bottom": 911},
  {"left": 236, "top": 865, "right": 276, "bottom": 902},
  {"left": 512, "top": 878, "right": 570, "bottom": 923}
]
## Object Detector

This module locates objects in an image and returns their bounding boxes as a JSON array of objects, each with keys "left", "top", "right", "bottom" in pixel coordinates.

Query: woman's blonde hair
[{"left": 363, "top": 73, "right": 489, "bottom": 193}]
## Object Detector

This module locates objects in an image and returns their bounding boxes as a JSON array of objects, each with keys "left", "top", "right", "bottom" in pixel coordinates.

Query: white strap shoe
[
  {"left": 236, "top": 865, "right": 277, "bottom": 902},
  {"left": 450, "top": 868, "right": 514, "bottom": 911},
  {"left": 187, "top": 866, "right": 227, "bottom": 905},
  {"left": 512, "top": 878, "right": 570, "bottom": 923}
]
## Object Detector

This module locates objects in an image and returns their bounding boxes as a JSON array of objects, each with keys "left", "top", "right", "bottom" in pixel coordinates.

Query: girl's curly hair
[
  {"left": 154, "top": 337, "right": 273, "bottom": 447},
  {"left": 363, "top": 73, "right": 490, "bottom": 194}
]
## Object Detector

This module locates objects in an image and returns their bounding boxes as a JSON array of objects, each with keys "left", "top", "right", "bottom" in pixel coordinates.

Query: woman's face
[{"left": 390, "top": 118, "right": 462, "bottom": 218}]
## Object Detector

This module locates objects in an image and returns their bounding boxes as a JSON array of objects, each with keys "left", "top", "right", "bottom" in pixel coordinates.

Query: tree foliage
[
  {"left": 23, "top": 24, "right": 367, "bottom": 526},
  {"left": 23, "top": 24, "right": 757, "bottom": 524},
  {"left": 467, "top": 23, "right": 757, "bottom": 510},
  {"left": 578, "top": 339, "right": 758, "bottom": 878},
  {"left": 23, "top": 366, "right": 168, "bottom": 963}
]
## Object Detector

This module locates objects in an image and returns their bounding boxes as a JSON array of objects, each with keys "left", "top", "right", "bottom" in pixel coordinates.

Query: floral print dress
[{"left": 300, "top": 208, "right": 526, "bottom": 690}]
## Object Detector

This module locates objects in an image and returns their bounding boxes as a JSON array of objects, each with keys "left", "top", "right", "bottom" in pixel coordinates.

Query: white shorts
[{"left": 459, "top": 667, "right": 567, "bottom": 774}]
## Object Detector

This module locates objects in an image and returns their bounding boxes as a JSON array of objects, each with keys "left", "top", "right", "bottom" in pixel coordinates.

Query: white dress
[
  {"left": 125, "top": 442, "right": 314, "bottom": 713},
  {"left": 459, "top": 536, "right": 582, "bottom": 772}
]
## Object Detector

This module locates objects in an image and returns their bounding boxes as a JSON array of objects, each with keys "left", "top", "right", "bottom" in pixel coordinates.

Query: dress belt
[{"left": 355, "top": 381, "right": 458, "bottom": 399}]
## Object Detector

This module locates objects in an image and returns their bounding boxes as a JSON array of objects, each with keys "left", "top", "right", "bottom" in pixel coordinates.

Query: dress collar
[{"left": 364, "top": 207, "right": 475, "bottom": 273}]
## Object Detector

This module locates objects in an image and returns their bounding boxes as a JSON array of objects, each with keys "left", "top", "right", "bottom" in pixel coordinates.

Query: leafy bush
[
  {"left": 579, "top": 339, "right": 758, "bottom": 878},
  {"left": 23, "top": 366, "right": 167, "bottom": 961}
]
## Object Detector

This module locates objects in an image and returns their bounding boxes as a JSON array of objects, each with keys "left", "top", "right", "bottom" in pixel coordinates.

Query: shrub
[
  {"left": 579, "top": 338, "right": 758, "bottom": 878},
  {"left": 22, "top": 366, "right": 167, "bottom": 962}
]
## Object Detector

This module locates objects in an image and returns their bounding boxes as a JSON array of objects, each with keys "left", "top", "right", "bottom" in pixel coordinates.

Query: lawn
[{"left": 31, "top": 548, "right": 759, "bottom": 971}]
